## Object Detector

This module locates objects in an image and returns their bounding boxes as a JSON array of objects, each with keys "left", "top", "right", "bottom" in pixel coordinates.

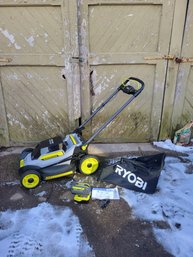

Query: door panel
[
  {"left": 0, "top": 6, "right": 64, "bottom": 55},
  {"left": 80, "top": 0, "right": 175, "bottom": 142},
  {"left": 89, "top": 4, "right": 162, "bottom": 53},
  {"left": 1, "top": 66, "right": 69, "bottom": 142},
  {"left": 0, "top": 0, "right": 80, "bottom": 146},
  {"left": 172, "top": 1, "right": 193, "bottom": 130},
  {"left": 90, "top": 64, "right": 155, "bottom": 142},
  {"left": 159, "top": 0, "right": 187, "bottom": 139}
]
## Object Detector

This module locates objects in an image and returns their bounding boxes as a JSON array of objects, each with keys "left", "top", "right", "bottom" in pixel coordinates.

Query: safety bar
[
  {"left": 73, "top": 77, "right": 145, "bottom": 145},
  {"left": 119, "top": 77, "right": 145, "bottom": 97}
]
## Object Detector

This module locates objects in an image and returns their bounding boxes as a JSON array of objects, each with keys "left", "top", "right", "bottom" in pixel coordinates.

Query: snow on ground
[
  {"left": 0, "top": 203, "right": 94, "bottom": 257},
  {"left": 153, "top": 139, "right": 193, "bottom": 153},
  {"left": 1, "top": 139, "right": 193, "bottom": 257},
  {"left": 122, "top": 140, "right": 193, "bottom": 257}
]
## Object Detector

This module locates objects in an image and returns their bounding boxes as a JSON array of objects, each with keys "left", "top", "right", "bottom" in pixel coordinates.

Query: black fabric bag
[{"left": 99, "top": 153, "right": 166, "bottom": 194}]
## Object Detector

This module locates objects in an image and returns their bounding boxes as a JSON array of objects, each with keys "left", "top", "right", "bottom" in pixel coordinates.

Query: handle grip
[{"left": 120, "top": 77, "right": 145, "bottom": 96}]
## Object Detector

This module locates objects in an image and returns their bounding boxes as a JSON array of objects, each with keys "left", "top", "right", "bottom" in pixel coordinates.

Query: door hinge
[{"left": 144, "top": 55, "right": 193, "bottom": 63}]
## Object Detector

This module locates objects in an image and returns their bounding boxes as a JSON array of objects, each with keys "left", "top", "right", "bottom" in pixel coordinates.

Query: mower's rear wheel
[
  {"left": 20, "top": 170, "right": 41, "bottom": 189},
  {"left": 79, "top": 155, "right": 99, "bottom": 175}
]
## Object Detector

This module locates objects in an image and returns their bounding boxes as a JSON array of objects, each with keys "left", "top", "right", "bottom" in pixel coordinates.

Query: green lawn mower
[{"left": 19, "top": 77, "right": 145, "bottom": 189}]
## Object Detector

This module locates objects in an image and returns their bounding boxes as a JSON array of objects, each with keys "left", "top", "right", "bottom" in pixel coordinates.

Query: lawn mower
[{"left": 19, "top": 77, "right": 145, "bottom": 189}]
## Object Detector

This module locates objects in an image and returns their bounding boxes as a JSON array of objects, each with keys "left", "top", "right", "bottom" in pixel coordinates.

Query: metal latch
[
  {"left": 175, "top": 57, "right": 193, "bottom": 63},
  {"left": 144, "top": 55, "right": 193, "bottom": 63}
]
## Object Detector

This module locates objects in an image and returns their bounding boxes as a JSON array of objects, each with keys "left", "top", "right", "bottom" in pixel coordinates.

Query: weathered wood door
[
  {"left": 171, "top": 0, "right": 193, "bottom": 131},
  {"left": 0, "top": 0, "right": 191, "bottom": 146},
  {"left": 0, "top": 0, "right": 80, "bottom": 146},
  {"left": 79, "top": 0, "right": 176, "bottom": 142}
]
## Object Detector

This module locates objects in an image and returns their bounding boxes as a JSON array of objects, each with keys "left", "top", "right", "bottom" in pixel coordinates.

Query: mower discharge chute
[{"left": 19, "top": 77, "right": 145, "bottom": 189}]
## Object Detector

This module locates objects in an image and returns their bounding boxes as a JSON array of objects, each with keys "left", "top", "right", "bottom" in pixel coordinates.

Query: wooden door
[
  {"left": 79, "top": 0, "right": 176, "bottom": 142},
  {"left": 0, "top": 0, "right": 80, "bottom": 146},
  {"left": 171, "top": 0, "right": 193, "bottom": 132}
]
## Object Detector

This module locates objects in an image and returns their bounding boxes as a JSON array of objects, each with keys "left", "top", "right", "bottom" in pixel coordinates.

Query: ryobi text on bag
[{"left": 114, "top": 164, "right": 147, "bottom": 191}]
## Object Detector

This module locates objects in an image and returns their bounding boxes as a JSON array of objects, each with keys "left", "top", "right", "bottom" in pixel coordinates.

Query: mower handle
[
  {"left": 74, "top": 76, "right": 145, "bottom": 144},
  {"left": 120, "top": 77, "right": 145, "bottom": 97}
]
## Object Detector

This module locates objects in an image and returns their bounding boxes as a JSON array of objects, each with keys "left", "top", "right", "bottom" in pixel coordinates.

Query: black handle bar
[
  {"left": 74, "top": 77, "right": 145, "bottom": 144},
  {"left": 119, "top": 77, "right": 145, "bottom": 97}
]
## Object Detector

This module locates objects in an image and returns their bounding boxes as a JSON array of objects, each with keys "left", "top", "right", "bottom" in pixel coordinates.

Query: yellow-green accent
[
  {"left": 72, "top": 183, "right": 90, "bottom": 191},
  {"left": 74, "top": 194, "right": 91, "bottom": 202},
  {"left": 22, "top": 174, "right": 40, "bottom": 189},
  {"left": 70, "top": 134, "right": 77, "bottom": 145},
  {"left": 20, "top": 159, "right": 24, "bottom": 168},
  {"left": 39, "top": 150, "right": 64, "bottom": 161},
  {"left": 81, "top": 144, "right": 88, "bottom": 151},
  {"left": 71, "top": 183, "right": 90, "bottom": 194},
  {"left": 45, "top": 171, "right": 74, "bottom": 180},
  {"left": 80, "top": 157, "right": 99, "bottom": 175},
  {"left": 122, "top": 78, "right": 141, "bottom": 90},
  {"left": 121, "top": 77, "right": 129, "bottom": 86},
  {"left": 128, "top": 79, "right": 141, "bottom": 90}
]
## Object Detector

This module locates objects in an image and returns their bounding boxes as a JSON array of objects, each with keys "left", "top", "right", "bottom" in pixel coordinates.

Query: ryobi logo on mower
[{"left": 114, "top": 164, "right": 147, "bottom": 191}]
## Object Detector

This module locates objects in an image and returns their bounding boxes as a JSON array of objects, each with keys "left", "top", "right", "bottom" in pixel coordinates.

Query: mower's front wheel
[
  {"left": 79, "top": 155, "right": 99, "bottom": 175},
  {"left": 20, "top": 170, "right": 41, "bottom": 189}
]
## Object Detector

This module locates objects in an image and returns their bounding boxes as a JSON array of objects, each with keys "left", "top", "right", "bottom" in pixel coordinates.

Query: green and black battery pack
[{"left": 70, "top": 182, "right": 92, "bottom": 202}]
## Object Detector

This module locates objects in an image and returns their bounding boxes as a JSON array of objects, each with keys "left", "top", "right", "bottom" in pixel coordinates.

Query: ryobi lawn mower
[{"left": 19, "top": 77, "right": 145, "bottom": 189}]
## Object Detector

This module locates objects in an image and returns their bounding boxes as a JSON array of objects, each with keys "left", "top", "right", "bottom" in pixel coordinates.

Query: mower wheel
[
  {"left": 79, "top": 155, "right": 99, "bottom": 175},
  {"left": 20, "top": 170, "right": 41, "bottom": 189}
]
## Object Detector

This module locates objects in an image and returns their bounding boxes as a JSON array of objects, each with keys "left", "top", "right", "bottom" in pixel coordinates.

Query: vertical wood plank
[
  {"left": 160, "top": 0, "right": 187, "bottom": 139},
  {"left": 172, "top": 0, "right": 193, "bottom": 132},
  {"left": 68, "top": 0, "right": 81, "bottom": 122},
  {"left": 78, "top": 0, "right": 92, "bottom": 137},
  {"left": 0, "top": 71, "right": 9, "bottom": 146}
]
